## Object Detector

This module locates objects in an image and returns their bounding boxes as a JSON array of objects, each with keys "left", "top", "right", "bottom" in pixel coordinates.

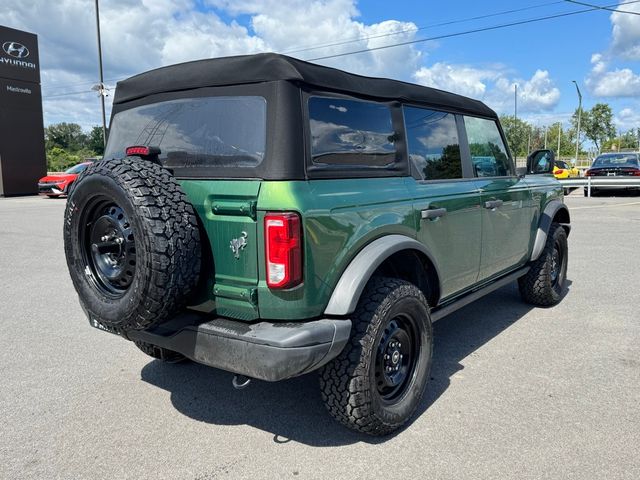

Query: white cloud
[
  {"left": 586, "top": 3, "right": 640, "bottom": 98},
  {"left": 3, "top": 0, "right": 423, "bottom": 129},
  {"left": 610, "top": 2, "right": 640, "bottom": 60},
  {"left": 614, "top": 107, "right": 640, "bottom": 130},
  {"left": 413, "top": 64, "right": 560, "bottom": 113}
]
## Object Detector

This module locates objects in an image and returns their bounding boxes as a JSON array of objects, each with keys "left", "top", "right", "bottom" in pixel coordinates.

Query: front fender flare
[
  {"left": 324, "top": 234, "right": 440, "bottom": 316},
  {"left": 530, "top": 200, "right": 571, "bottom": 262}
]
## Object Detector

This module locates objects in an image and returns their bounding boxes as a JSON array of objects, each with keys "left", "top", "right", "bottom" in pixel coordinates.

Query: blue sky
[{"left": 4, "top": 0, "right": 639, "bottom": 131}]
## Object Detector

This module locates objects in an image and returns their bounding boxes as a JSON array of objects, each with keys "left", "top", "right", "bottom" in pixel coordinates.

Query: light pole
[
  {"left": 95, "top": 0, "right": 107, "bottom": 149},
  {"left": 544, "top": 125, "right": 548, "bottom": 149},
  {"left": 572, "top": 80, "right": 582, "bottom": 163}
]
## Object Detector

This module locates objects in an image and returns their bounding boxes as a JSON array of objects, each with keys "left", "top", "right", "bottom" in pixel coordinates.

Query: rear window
[
  {"left": 593, "top": 154, "right": 639, "bottom": 167},
  {"left": 104, "top": 96, "right": 267, "bottom": 168},
  {"left": 308, "top": 97, "right": 397, "bottom": 167}
]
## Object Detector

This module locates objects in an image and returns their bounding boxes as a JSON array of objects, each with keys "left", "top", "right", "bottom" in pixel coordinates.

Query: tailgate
[{"left": 180, "top": 180, "right": 261, "bottom": 320}]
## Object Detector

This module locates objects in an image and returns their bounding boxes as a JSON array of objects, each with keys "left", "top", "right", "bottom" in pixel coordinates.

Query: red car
[{"left": 38, "top": 162, "right": 92, "bottom": 197}]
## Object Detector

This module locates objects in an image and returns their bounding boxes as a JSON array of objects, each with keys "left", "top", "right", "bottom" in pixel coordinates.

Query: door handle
[
  {"left": 484, "top": 199, "right": 503, "bottom": 210},
  {"left": 421, "top": 207, "right": 447, "bottom": 220}
]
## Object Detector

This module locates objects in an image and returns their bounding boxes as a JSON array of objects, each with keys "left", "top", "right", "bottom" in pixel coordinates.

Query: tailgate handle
[
  {"left": 421, "top": 207, "right": 447, "bottom": 220},
  {"left": 484, "top": 199, "right": 503, "bottom": 210}
]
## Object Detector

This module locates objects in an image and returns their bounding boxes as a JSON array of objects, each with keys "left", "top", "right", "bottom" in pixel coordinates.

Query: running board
[{"left": 430, "top": 267, "right": 529, "bottom": 322}]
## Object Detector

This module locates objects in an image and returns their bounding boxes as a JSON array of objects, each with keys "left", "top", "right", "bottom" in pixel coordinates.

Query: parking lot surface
[{"left": 1, "top": 193, "right": 639, "bottom": 480}]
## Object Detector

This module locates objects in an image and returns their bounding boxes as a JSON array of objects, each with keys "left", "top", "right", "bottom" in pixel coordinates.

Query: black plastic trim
[{"left": 121, "top": 312, "right": 352, "bottom": 382}]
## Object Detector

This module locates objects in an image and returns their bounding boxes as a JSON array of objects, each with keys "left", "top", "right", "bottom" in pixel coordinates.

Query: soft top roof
[{"left": 113, "top": 53, "right": 496, "bottom": 118}]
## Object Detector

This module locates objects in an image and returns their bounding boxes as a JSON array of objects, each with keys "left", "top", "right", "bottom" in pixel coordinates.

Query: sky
[{"left": 3, "top": 0, "right": 640, "bottom": 132}]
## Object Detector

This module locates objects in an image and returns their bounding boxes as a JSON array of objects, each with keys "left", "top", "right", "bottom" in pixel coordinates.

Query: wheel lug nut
[
  {"left": 398, "top": 343, "right": 401, "bottom": 348},
  {"left": 384, "top": 354, "right": 389, "bottom": 360},
  {"left": 101, "top": 235, "right": 108, "bottom": 241}
]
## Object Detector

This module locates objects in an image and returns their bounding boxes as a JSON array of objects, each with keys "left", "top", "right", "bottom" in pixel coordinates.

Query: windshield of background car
[
  {"left": 308, "top": 97, "right": 396, "bottom": 166},
  {"left": 65, "top": 163, "right": 88, "bottom": 174},
  {"left": 104, "top": 96, "right": 267, "bottom": 168},
  {"left": 592, "top": 154, "right": 639, "bottom": 168},
  {"left": 556, "top": 161, "right": 569, "bottom": 169}
]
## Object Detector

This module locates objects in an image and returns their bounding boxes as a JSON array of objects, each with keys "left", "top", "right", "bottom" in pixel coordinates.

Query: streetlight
[
  {"left": 95, "top": 0, "right": 107, "bottom": 149},
  {"left": 514, "top": 83, "right": 518, "bottom": 121},
  {"left": 572, "top": 80, "right": 582, "bottom": 164}
]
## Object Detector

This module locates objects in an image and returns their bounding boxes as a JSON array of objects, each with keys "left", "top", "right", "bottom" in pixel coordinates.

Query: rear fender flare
[
  {"left": 530, "top": 200, "right": 571, "bottom": 262},
  {"left": 324, "top": 235, "right": 440, "bottom": 316}
]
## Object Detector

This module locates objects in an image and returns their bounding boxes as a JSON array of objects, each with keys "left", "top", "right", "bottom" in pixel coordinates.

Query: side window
[
  {"left": 308, "top": 97, "right": 397, "bottom": 166},
  {"left": 464, "top": 116, "right": 512, "bottom": 177},
  {"left": 403, "top": 106, "right": 462, "bottom": 180}
]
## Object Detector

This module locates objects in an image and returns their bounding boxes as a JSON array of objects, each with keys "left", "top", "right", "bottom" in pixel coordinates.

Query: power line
[
  {"left": 279, "top": 1, "right": 565, "bottom": 55},
  {"left": 306, "top": 1, "right": 640, "bottom": 61},
  {"left": 43, "top": 90, "right": 95, "bottom": 99},
  {"left": 565, "top": 0, "right": 640, "bottom": 14}
]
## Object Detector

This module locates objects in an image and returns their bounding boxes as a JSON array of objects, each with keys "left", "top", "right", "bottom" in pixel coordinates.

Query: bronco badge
[{"left": 230, "top": 231, "right": 248, "bottom": 259}]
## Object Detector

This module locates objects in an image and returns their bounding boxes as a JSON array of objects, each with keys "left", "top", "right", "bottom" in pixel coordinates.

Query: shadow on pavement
[{"left": 140, "top": 281, "right": 571, "bottom": 446}]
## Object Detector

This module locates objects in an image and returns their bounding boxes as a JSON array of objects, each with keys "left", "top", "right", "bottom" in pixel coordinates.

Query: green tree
[
  {"left": 500, "top": 115, "right": 531, "bottom": 158},
  {"left": 46, "top": 147, "right": 82, "bottom": 172},
  {"left": 572, "top": 103, "right": 616, "bottom": 152},
  {"left": 86, "top": 126, "right": 107, "bottom": 155},
  {"left": 602, "top": 129, "right": 639, "bottom": 151},
  {"left": 44, "top": 122, "right": 87, "bottom": 151}
]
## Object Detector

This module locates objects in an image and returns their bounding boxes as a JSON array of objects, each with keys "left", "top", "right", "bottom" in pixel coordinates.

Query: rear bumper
[{"left": 102, "top": 312, "right": 352, "bottom": 382}]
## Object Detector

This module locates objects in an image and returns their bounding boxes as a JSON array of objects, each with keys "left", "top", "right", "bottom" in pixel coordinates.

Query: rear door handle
[
  {"left": 484, "top": 200, "right": 503, "bottom": 210},
  {"left": 421, "top": 207, "right": 447, "bottom": 220}
]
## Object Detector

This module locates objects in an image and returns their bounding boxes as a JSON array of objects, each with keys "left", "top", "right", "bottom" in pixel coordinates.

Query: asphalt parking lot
[{"left": 1, "top": 192, "right": 639, "bottom": 480}]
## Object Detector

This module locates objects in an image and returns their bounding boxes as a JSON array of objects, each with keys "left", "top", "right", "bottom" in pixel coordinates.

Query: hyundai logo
[{"left": 2, "top": 41, "right": 29, "bottom": 59}]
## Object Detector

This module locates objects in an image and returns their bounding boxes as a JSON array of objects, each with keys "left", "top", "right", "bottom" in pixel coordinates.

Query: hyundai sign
[{"left": 0, "top": 24, "right": 45, "bottom": 196}]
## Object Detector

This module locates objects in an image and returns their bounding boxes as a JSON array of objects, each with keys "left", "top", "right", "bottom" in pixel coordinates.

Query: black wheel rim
[
  {"left": 374, "top": 314, "right": 420, "bottom": 403},
  {"left": 550, "top": 242, "right": 562, "bottom": 286},
  {"left": 79, "top": 195, "right": 137, "bottom": 298}
]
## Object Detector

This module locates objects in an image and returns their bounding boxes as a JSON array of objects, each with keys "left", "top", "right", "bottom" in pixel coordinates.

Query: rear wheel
[
  {"left": 319, "top": 277, "right": 433, "bottom": 436},
  {"left": 63, "top": 158, "right": 201, "bottom": 333}
]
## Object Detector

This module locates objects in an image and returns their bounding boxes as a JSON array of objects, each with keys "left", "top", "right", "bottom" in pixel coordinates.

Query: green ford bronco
[{"left": 64, "top": 53, "right": 570, "bottom": 435}]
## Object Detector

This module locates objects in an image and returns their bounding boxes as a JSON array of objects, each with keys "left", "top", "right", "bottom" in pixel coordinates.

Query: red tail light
[
  {"left": 585, "top": 169, "right": 594, "bottom": 176},
  {"left": 555, "top": 169, "right": 564, "bottom": 174},
  {"left": 265, "top": 212, "right": 302, "bottom": 289},
  {"left": 633, "top": 170, "right": 640, "bottom": 176},
  {"left": 125, "top": 145, "right": 161, "bottom": 157}
]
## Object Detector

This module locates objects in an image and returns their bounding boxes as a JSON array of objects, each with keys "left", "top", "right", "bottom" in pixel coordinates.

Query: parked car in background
[
  {"left": 584, "top": 152, "right": 640, "bottom": 196},
  {"left": 553, "top": 160, "right": 580, "bottom": 179},
  {"left": 38, "top": 162, "right": 92, "bottom": 197}
]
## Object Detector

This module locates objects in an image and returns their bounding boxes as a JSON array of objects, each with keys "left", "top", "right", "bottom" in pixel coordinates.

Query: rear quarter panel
[{"left": 257, "top": 178, "right": 415, "bottom": 320}]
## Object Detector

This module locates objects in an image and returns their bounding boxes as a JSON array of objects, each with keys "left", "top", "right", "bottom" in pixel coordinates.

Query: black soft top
[{"left": 113, "top": 53, "right": 496, "bottom": 118}]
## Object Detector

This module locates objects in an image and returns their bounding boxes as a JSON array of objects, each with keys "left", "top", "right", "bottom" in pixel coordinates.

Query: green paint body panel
[{"left": 178, "top": 172, "right": 564, "bottom": 323}]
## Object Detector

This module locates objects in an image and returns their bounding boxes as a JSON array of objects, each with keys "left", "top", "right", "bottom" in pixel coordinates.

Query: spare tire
[{"left": 63, "top": 158, "right": 201, "bottom": 333}]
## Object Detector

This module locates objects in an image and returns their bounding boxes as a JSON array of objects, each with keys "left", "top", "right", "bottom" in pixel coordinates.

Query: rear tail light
[
  {"left": 265, "top": 212, "right": 302, "bottom": 289},
  {"left": 125, "top": 145, "right": 161, "bottom": 158},
  {"left": 633, "top": 171, "right": 640, "bottom": 176},
  {"left": 585, "top": 169, "right": 594, "bottom": 176},
  {"left": 555, "top": 169, "right": 564, "bottom": 174}
]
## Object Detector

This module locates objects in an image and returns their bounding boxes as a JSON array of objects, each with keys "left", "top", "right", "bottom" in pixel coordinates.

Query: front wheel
[
  {"left": 319, "top": 277, "right": 433, "bottom": 436},
  {"left": 519, "top": 223, "right": 568, "bottom": 306}
]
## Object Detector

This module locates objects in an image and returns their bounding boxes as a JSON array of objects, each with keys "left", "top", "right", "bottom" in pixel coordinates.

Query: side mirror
[{"left": 526, "top": 149, "right": 555, "bottom": 175}]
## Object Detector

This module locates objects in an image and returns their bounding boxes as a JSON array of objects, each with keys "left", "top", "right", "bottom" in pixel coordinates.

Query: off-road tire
[
  {"left": 319, "top": 277, "right": 433, "bottom": 436},
  {"left": 63, "top": 158, "right": 201, "bottom": 333},
  {"left": 518, "top": 223, "right": 568, "bottom": 306},
  {"left": 134, "top": 340, "right": 186, "bottom": 363}
]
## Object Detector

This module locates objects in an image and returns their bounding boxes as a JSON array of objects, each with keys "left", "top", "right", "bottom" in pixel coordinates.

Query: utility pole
[
  {"left": 557, "top": 123, "right": 562, "bottom": 157},
  {"left": 95, "top": 0, "right": 107, "bottom": 149},
  {"left": 527, "top": 126, "right": 531, "bottom": 155},
  {"left": 544, "top": 125, "right": 548, "bottom": 149},
  {"left": 514, "top": 84, "right": 518, "bottom": 121},
  {"left": 572, "top": 80, "right": 582, "bottom": 163}
]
